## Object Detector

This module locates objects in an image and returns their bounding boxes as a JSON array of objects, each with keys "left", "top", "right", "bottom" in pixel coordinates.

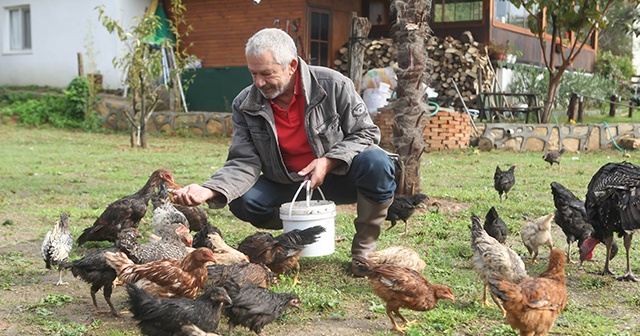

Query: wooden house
[{"left": 174, "top": 0, "right": 597, "bottom": 111}]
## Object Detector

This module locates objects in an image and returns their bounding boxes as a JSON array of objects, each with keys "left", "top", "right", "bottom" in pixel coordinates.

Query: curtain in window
[{"left": 9, "top": 9, "right": 20, "bottom": 50}]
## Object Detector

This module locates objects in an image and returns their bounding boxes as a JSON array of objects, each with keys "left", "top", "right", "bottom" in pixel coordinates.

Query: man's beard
[{"left": 259, "top": 84, "right": 285, "bottom": 100}]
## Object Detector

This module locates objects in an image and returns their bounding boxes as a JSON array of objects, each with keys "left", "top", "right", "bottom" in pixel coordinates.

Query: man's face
[{"left": 247, "top": 51, "right": 297, "bottom": 100}]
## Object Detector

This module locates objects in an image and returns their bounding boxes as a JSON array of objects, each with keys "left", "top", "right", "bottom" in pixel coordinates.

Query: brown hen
[
  {"left": 352, "top": 256, "right": 454, "bottom": 333},
  {"left": 488, "top": 248, "right": 568, "bottom": 336},
  {"left": 367, "top": 246, "right": 426, "bottom": 273},
  {"left": 77, "top": 168, "right": 176, "bottom": 245},
  {"left": 105, "top": 247, "right": 215, "bottom": 298}
]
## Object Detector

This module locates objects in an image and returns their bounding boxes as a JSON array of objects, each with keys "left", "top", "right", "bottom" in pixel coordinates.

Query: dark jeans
[{"left": 228, "top": 147, "right": 396, "bottom": 229}]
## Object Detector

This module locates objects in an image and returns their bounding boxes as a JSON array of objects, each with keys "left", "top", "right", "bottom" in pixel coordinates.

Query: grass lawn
[{"left": 1, "top": 124, "right": 639, "bottom": 335}]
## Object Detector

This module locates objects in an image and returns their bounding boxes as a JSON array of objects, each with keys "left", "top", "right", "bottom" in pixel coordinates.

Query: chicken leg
[
  {"left": 566, "top": 241, "right": 575, "bottom": 264},
  {"left": 386, "top": 306, "right": 417, "bottom": 334},
  {"left": 600, "top": 236, "right": 616, "bottom": 276},
  {"left": 56, "top": 268, "right": 68, "bottom": 286},
  {"left": 617, "top": 234, "right": 640, "bottom": 282}
]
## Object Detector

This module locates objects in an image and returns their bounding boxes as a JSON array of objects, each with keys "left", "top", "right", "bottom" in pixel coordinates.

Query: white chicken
[
  {"left": 520, "top": 213, "right": 555, "bottom": 264},
  {"left": 41, "top": 213, "right": 73, "bottom": 285}
]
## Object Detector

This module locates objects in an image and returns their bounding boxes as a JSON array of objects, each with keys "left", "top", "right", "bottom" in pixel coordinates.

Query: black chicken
[
  {"left": 223, "top": 282, "right": 300, "bottom": 335},
  {"left": 193, "top": 222, "right": 224, "bottom": 250},
  {"left": 237, "top": 225, "right": 325, "bottom": 286},
  {"left": 41, "top": 212, "right": 73, "bottom": 285},
  {"left": 77, "top": 168, "right": 176, "bottom": 245},
  {"left": 484, "top": 206, "right": 507, "bottom": 244},
  {"left": 60, "top": 228, "right": 141, "bottom": 316},
  {"left": 582, "top": 162, "right": 640, "bottom": 282},
  {"left": 551, "top": 181, "right": 618, "bottom": 264},
  {"left": 126, "top": 282, "right": 232, "bottom": 336},
  {"left": 494, "top": 165, "right": 516, "bottom": 202},
  {"left": 385, "top": 193, "right": 428, "bottom": 235},
  {"left": 204, "top": 262, "right": 277, "bottom": 291},
  {"left": 543, "top": 149, "right": 566, "bottom": 170}
]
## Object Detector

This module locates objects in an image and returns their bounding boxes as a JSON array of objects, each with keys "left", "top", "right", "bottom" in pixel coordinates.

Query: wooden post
[
  {"left": 348, "top": 12, "right": 371, "bottom": 94},
  {"left": 77, "top": 52, "right": 84, "bottom": 77},
  {"left": 609, "top": 94, "right": 618, "bottom": 117},
  {"left": 567, "top": 93, "right": 577, "bottom": 122},
  {"left": 577, "top": 95, "right": 585, "bottom": 123},
  {"left": 629, "top": 100, "right": 634, "bottom": 118}
]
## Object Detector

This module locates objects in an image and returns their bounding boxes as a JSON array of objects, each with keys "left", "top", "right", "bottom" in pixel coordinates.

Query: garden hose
[
  {"left": 427, "top": 101, "right": 440, "bottom": 117},
  {"left": 602, "top": 121, "right": 626, "bottom": 153}
]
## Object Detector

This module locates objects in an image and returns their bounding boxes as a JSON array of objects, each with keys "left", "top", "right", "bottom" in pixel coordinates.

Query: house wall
[{"left": 0, "top": 0, "right": 150, "bottom": 89}]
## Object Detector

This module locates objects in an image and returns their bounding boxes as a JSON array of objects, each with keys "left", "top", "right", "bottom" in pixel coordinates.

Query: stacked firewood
[{"left": 334, "top": 32, "right": 495, "bottom": 110}]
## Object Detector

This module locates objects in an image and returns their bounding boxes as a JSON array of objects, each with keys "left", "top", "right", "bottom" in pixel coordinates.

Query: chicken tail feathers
[
  {"left": 487, "top": 273, "right": 521, "bottom": 303},
  {"left": 76, "top": 227, "right": 93, "bottom": 246},
  {"left": 104, "top": 251, "right": 134, "bottom": 275},
  {"left": 470, "top": 213, "right": 485, "bottom": 241},
  {"left": 279, "top": 225, "right": 326, "bottom": 246}
]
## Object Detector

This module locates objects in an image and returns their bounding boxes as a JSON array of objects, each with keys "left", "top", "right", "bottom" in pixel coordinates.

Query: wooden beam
[{"left": 348, "top": 12, "right": 371, "bottom": 94}]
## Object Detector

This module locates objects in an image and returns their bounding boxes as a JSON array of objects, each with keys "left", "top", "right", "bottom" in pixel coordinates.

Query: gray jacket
[{"left": 203, "top": 58, "right": 380, "bottom": 208}]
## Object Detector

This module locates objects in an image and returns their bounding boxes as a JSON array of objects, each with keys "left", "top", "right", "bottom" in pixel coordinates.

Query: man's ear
[{"left": 289, "top": 58, "right": 298, "bottom": 75}]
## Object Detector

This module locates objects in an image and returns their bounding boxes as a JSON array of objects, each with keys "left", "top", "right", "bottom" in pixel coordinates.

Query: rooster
[
  {"left": 488, "top": 248, "right": 568, "bottom": 336},
  {"left": 520, "top": 214, "right": 554, "bottom": 264},
  {"left": 237, "top": 225, "right": 325, "bottom": 286},
  {"left": 126, "top": 282, "right": 231, "bottom": 336},
  {"left": 550, "top": 181, "right": 619, "bottom": 264},
  {"left": 222, "top": 282, "right": 300, "bottom": 335},
  {"left": 352, "top": 256, "right": 454, "bottom": 333},
  {"left": 105, "top": 247, "right": 216, "bottom": 298},
  {"left": 41, "top": 212, "right": 73, "bottom": 285},
  {"left": 484, "top": 206, "right": 507, "bottom": 244},
  {"left": 77, "top": 168, "right": 176, "bottom": 245},
  {"left": 494, "top": 165, "right": 516, "bottom": 202},
  {"left": 582, "top": 161, "right": 640, "bottom": 282},
  {"left": 470, "top": 213, "right": 528, "bottom": 316},
  {"left": 385, "top": 193, "right": 428, "bottom": 234},
  {"left": 543, "top": 149, "right": 565, "bottom": 170}
]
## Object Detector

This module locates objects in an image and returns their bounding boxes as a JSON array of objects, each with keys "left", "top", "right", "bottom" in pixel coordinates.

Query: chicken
[
  {"left": 77, "top": 168, "right": 176, "bottom": 245},
  {"left": 543, "top": 149, "right": 565, "bottom": 170},
  {"left": 222, "top": 282, "right": 300, "bottom": 335},
  {"left": 484, "top": 206, "right": 507, "bottom": 244},
  {"left": 118, "top": 222, "right": 192, "bottom": 264},
  {"left": 550, "top": 181, "right": 619, "bottom": 264},
  {"left": 194, "top": 230, "right": 249, "bottom": 264},
  {"left": 126, "top": 282, "right": 231, "bottom": 336},
  {"left": 60, "top": 228, "right": 142, "bottom": 316},
  {"left": 385, "top": 193, "right": 428, "bottom": 234},
  {"left": 151, "top": 181, "right": 190, "bottom": 238},
  {"left": 174, "top": 204, "right": 210, "bottom": 232},
  {"left": 520, "top": 214, "right": 554, "bottom": 264},
  {"left": 367, "top": 246, "right": 426, "bottom": 273},
  {"left": 105, "top": 247, "right": 216, "bottom": 298},
  {"left": 181, "top": 324, "right": 221, "bottom": 336},
  {"left": 204, "top": 262, "right": 277, "bottom": 290},
  {"left": 41, "top": 212, "right": 73, "bottom": 285},
  {"left": 494, "top": 165, "right": 516, "bottom": 201},
  {"left": 193, "top": 223, "right": 224, "bottom": 249},
  {"left": 237, "top": 225, "right": 325, "bottom": 286},
  {"left": 488, "top": 248, "right": 568, "bottom": 336},
  {"left": 470, "top": 214, "right": 528, "bottom": 316},
  {"left": 582, "top": 161, "right": 640, "bottom": 282},
  {"left": 352, "top": 256, "right": 454, "bottom": 333}
]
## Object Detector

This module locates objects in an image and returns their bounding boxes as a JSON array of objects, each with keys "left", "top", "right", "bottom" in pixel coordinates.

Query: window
[
  {"left": 433, "top": 0, "right": 482, "bottom": 23},
  {"left": 494, "top": 0, "right": 537, "bottom": 29},
  {"left": 309, "top": 9, "right": 330, "bottom": 67},
  {"left": 7, "top": 5, "right": 31, "bottom": 51}
]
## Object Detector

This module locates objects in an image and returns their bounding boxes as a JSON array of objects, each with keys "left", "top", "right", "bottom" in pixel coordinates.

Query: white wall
[{"left": 0, "top": 0, "right": 150, "bottom": 89}]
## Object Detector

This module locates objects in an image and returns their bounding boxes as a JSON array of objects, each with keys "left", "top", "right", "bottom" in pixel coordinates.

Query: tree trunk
[
  {"left": 389, "top": 0, "right": 431, "bottom": 195},
  {"left": 541, "top": 73, "right": 562, "bottom": 124}
]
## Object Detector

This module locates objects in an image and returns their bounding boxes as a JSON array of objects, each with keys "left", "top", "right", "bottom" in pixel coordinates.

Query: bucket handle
[{"left": 288, "top": 180, "right": 326, "bottom": 216}]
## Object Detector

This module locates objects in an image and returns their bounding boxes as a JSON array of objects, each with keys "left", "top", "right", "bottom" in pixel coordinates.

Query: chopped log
[{"left": 478, "top": 133, "right": 495, "bottom": 152}]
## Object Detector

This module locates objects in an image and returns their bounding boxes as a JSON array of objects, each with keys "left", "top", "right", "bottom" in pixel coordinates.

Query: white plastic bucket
[{"left": 280, "top": 181, "right": 336, "bottom": 257}]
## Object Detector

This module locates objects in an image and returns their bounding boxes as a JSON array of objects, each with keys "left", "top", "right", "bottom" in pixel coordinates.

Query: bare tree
[{"left": 389, "top": 0, "right": 431, "bottom": 195}]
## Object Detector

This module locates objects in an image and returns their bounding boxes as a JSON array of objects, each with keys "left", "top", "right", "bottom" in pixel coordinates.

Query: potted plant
[
  {"left": 488, "top": 40, "right": 508, "bottom": 61},
  {"left": 505, "top": 41, "right": 522, "bottom": 63}
]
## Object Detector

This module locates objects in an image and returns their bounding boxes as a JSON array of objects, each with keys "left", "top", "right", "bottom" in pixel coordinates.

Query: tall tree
[
  {"left": 511, "top": 0, "right": 640, "bottom": 123},
  {"left": 390, "top": 0, "right": 431, "bottom": 195}
]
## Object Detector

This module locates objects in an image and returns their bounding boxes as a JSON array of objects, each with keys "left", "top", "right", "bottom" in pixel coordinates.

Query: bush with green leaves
[{"left": 0, "top": 77, "right": 101, "bottom": 129}]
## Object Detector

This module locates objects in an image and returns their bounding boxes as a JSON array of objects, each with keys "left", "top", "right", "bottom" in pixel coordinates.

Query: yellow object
[{"left": 145, "top": 0, "right": 159, "bottom": 17}]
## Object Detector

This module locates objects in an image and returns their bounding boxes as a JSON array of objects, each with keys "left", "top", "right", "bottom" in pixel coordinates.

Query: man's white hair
[{"left": 245, "top": 28, "right": 297, "bottom": 67}]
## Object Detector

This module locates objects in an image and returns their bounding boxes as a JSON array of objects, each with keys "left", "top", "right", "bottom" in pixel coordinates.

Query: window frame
[
  {"left": 4, "top": 5, "right": 32, "bottom": 54},
  {"left": 432, "top": 0, "right": 483, "bottom": 23},
  {"left": 307, "top": 8, "right": 331, "bottom": 67}
]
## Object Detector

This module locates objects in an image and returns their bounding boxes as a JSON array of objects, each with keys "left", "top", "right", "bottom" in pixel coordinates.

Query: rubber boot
[{"left": 351, "top": 192, "right": 393, "bottom": 276}]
